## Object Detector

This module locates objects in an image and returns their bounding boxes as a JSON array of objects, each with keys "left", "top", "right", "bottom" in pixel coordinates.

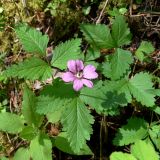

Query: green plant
[
  {"left": 0, "top": 15, "right": 159, "bottom": 159},
  {"left": 110, "top": 140, "right": 159, "bottom": 160}
]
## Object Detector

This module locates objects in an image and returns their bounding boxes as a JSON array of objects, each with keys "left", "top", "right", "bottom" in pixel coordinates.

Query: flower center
[{"left": 76, "top": 71, "right": 83, "bottom": 79}]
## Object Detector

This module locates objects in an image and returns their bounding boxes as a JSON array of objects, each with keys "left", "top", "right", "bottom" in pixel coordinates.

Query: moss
[
  {"left": 99, "top": 0, "right": 130, "bottom": 11},
  {"left": 46, "top": 0, "right": 83, "bottom": 41},
  {"left": 27, "top": 0, "right": 47, "bottom": 11},
  {"left": 0, "top": 0, "right": 84, "bottom": 52},
  {"left": 0, "top": 0, "right": 46, "bottom": 54},
  {"left": 0, "top": 31, "right": 12, "bottom": 53}
]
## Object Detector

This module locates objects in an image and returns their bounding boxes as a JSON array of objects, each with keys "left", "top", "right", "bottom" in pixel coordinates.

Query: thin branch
[
  {"left": 96, "top": 0, "right": 109, "bottom": 24},
  {"left": 129, "top": 0, "right": 133, "bottom": 16}
]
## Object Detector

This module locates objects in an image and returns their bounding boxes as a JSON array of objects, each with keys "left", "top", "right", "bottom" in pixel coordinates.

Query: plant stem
[
  {"left": 100, "top": 116, "right": 108, "bottom": 160},
  {"left": 100, "top": 117, "right": 103, "bottom": 160}
]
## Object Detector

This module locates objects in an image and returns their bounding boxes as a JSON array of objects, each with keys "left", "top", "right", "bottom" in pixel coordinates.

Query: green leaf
[
  {"left": 13, "top": 147, "right": 30, "bottom": 160},
  {"left": 131, "top": 140, "right": 159, "bottom": 160},
  {"left": 102, "top": 48, "right": 133, "bottom": 80},
  {"left": 135, "top": 41, "right": 154, "bottom": 61},
  {"left": 20, "top": 126, "right": 37, "bottom": 141},
  {"left": 36, "top": 96, "right": 64, "bottom": 114},
  {"left": 36, "top": 80, "right": 76, "bottom": 114},
  {"left": 152, "top": 105, "right": 160, "bottom": 115},
  {"left": 30, "top": 133, "right": 52, "bottom": 160},
  {"left": 0, "top": 112, "right": 24, "bottom": 134},
  {"left": 80, "top": 24, "right": 115, "bottom": 49},
  {"left": 104, "top": 73, "right": 156, "bottom": 107},
  {"left": 61, "top": 98, "right": 94, "bottom": 153},
  {"left": 47, "top": 107, "right": 64, "bottom": 123},
  {"left": 0, "top": 157, "right": 9, "bottom": 160},
  {"left": 148, "top": 89, "right": 160, "bottom": 97},
  {"left": 80, "top": 82, "right": 127, "bottom": 116},
  {"left": 4, "top": 57, "right": 52, "bottom": 81},
  {"left": 82, "top": 6, "right": 91, "bottom": 15},
  {"left": 103, "top": 79, "right": 132, "bottom": 103},
  {"left": 22, "top": 86, "right": 43, "bottom": 127},
  {"left": 85, "top": 48, "right": 100, "bottom": 61},
  {"left": 128, "top": 72, "right": 155, "bottom": 107},
  {"left": 80, "top": 16, "right": 131, "bottom": 49},
  {"left": 15, "top": 23, "right": 49, "bottom": 56},
  {"left": 113, "top": 117, "right": 148, "bottom": 146},
  {"left": 110, "top": 152, "right": 136, "bottom": 160},
  {"left": 80, "top": 82, "right": 106, "bottom": 113},
  {"left": 119, "top": 8, "right": 128, "bottom": 15},
  {"left": 51, "top": 39, "right": 81, "bottom": 69},
  {"left": 108, "top": 8, "right": 121, "bottom": 17},
  {"left": 149, "top": 124, "right": 160, "bottom": 151},
  {"left": 55, "top": 132, "right": 93, "bottom": 155},
  {"left": 102, "top": 91, "right": 127, "bottom": 116},
  {"left": 111, "top": 15, "right": 131, "bottom": 47}
]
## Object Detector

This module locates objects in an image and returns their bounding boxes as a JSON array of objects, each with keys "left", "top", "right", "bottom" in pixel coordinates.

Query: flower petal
[
  {"left": 73, "top": 79, "right": 83, "bottom": 91},
  {"left": 67, "top": 60, "right": 77, "bottom": 73},
  {"left": 83, "top": 65, "right": 98, "bottom": 79},
  {"left": 75, "top": 60, "right": 84, "bottom": 72},
  {"left": 62, "top": 72, "right": 75, "bottom": 82},
  {"left": 82, "top": 79, "right": 93, "bottom": 88}
]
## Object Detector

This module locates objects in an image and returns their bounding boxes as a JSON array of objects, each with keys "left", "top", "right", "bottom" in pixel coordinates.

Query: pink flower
[{"left": 62, "top": 60, "right": 98, "bottom": 91}]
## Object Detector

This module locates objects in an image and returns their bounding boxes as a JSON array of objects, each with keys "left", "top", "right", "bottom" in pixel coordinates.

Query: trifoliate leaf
[
  {"left": 113, "top": 117, "right": 148, "bottom": 146},
  {"left": 102, "top": 48, "right": 133, "bottom": 80},
  {"left": 13, "top": 147, "right": 30, "bottom": 160},
  {"left": 104, "top": 72, "right": 156, "bottom": 107},
  {"left": 51, "top": 39, "right": 81, "bottom": 69},
  {"left": 135, "top": 41, "right": 155, "bottom": 61},
  {"left": 111, "top": 15, "right": 131, "bottom": 47},
  {"left": 80, "top": 24, "right": 115, "bottom": 49},
  {"left": 80, "top": 82, "right": 127, "bottom": 116},
  {"left": 0, "top": 112, "right": 24, "bottom": 134},
  {"left": 55, "top": 132, "right": 93, "bottom": 155},
  {"left": 4, "top": 57, "right": 52, "bottom": 81},
  {"left": 110, "top": 152, "right": 136, "bottom": 160},
  {"left": 131, "top": 140, "right": 159, "bottom": 160},
  {"left": 36, "top": 80, "right": 76, "bottom": 114},
  {"left": 22, "top": 86, "right": 43, "bottom": 127},
  {"left": 30, "top": 133, "right": 52, "bottom": 160},
  {"left": 103, "top": 79, "right": 132, "bottom": 103},
  {"left": 15, "top": 23, "right": 49, "bottom": 56},
  {"left": 128, "top": 72, "right": 155, "bottom": 107},
  {"left": 61, "top": 98, "right": 94, "bottom": 153}
]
